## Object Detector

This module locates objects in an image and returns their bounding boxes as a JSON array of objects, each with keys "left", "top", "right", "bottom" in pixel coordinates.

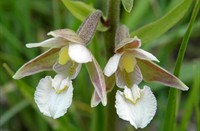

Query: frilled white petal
[
  {"left": 26, "top": 38, "right": 67, "bottom": 48},
  {"left": 115, "top": 85, "right": 157, "bottom": 129},
  {"left": 53, "top": 61, "right": 82, "bottom": 80},
  {"left": 68, "top": 44, "right": 92, "bottom": 63},
  {"left": 34, "top": 75, "right": 73, "bottom": 119},
  {"left": 115, "top": 65, "right": 143, "bottom": 88},
  {"left": 104, "top": 53, "right": 122, "bottom": 77},
  {"left": 131, "top": 48, "right": 159, "bottom": 62}
]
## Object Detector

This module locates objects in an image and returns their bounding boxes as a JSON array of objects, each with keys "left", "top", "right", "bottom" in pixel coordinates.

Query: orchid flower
[
  {"left": 101, "top": 25, "right": 188, "bottom": 129},
  {"left": 115, "top": 84, "right": 157, "bottom": 129},
  {"left": 13, "top": 10, "right": 107, "bottom": 118},
  {"left": 104, "top": 25, "right": 189, "bottom": 91}
]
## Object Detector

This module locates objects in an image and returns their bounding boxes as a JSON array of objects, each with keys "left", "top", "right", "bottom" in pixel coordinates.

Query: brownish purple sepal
[
  {"left": 13, "top": 48, "right": 59, "bottom": 79},
  {"left": 137, "top": 59, "right": 189, "bottom": 91},
  {"left": 86, "top": 56, "right": 107, "bottom": 106}
]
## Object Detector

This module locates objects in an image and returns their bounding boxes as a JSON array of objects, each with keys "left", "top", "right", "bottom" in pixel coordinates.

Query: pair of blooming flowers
[
  {"left": 92, "top": 25, "right": 188, "bottom": 129},
  {"left": 13, "top": 11, "right": 188, "bottom": 129}
]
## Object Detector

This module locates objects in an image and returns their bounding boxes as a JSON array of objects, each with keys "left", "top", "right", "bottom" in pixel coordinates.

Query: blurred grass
[
  {"left": 163, "top": 0, "right": 200, "bottom": 130},
  {"left": 0, "top": 0, "right": 199, "bottom": 131}
]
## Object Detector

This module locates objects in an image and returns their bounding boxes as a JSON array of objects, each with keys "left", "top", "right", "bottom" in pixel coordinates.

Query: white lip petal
[
  {"left": 104, "top": 53, "right": 122, "bottom": 77},
  {"left": 68, "top": 44, "right": 92, "bottom": 63},
  {"left": 131, "top": 48, "right": 159, "bottom": 62},
  {"left": 115, "top": 65, "right": 143, "bottom": 88},
  {"left": 115, "top": 85, "right": 157, "bottom": 129},
  {"left": 26, "top": 38, "right": 67, "bottom": 48},
  {"left": 34, "top": 75, "right": 73, "bottom": 119}
]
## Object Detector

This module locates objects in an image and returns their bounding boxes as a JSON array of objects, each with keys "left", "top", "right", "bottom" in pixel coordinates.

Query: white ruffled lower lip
[
  {"left": 34, "top": 75, "right": 73, "bottom": 119},
  {"left": 115, "top": 84, "right": 157, "bottom": 129}
]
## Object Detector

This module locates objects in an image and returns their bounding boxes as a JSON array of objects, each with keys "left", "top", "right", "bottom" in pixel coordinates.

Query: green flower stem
[
  {"left": 163, "top": 0, "right": 200, "bottom": 130},
  {"left": 105, "top": 0, "right": 120, "bottom": 130},
  {"left": 105, "top": 0, "right": 120, "bottom": 58},
  {"left": 92, "top": 105, "right": 106, "bottom": 131}
]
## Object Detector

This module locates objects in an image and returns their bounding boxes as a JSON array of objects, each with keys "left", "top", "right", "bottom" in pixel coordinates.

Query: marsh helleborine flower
[
  {"left": 13, "top": 10, "right": 107, "bottom": 119},
  {"left": 103, "top": 25, "right": 188, "bottom": 129},
  {"left": 104, "top": 30, "right": 188, "bottom": 91}
]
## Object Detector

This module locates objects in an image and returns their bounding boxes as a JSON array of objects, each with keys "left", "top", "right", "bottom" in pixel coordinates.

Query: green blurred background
[{"left": 0, "top": 0, "right": 199, "bottom": 131}]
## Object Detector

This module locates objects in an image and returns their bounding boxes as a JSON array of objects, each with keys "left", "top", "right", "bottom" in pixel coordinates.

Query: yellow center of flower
[
  {"left": 56, "top": 85, "right": 69, "bottom": 94},
  {"left": 124, "top": 90, "right": 141, "bottom": 105},
  {"left": 121, "top": 53, "right": 136, "bottom": 73},
  {"left": 58, "top": 47, "right": 70, "bottom": 65},
  {"left": 124, "top": 94, "right": 140, "bottom": 105}
]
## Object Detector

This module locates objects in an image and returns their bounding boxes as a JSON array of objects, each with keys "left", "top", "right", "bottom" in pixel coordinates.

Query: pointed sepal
[
  {"left": 26, "top": 38, "right": 67, "bottom": 48},
  {"left": 48, "top": 29, "right": 84, "bottom": 44},
  {"left": 77, "top": 10, "right": 103, "bottom": 45},
  {"left": 137, "top": 59, "right": 189, "bottom": 91},
  {"left": 13, "top": 48, "right": 59, "bottom": 79},
  {"left": 86, "top": 55, "right": 107, "bottom": 106}
]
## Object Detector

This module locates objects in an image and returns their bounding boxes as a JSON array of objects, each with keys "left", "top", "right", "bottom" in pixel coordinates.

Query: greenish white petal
[
  {"left": 131, "top": 48, "right": 159, "bottom": 62},
  {"left": 53, "top": 61, "right": 82, "bottom": 79},
  {"left": 115, "top": 65, "right": 143, "bottom": 88},
  {"left": 26, "top": 38, "right": 67, "bottom": 48},
  {"left": 104, "top": 53, "right": 122, "bottom": 77}
]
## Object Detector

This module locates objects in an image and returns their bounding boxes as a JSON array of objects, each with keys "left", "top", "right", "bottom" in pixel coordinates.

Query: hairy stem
[{"left": 105, "top": 0, "right": 120, "bottom": 130}]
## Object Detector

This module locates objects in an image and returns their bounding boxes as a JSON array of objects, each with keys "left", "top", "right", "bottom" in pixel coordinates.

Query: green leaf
[
  {"left": 130, "top": 0, "right": 192, "bottom": 45},
  {"left": 121, "top": 0, "right": 134, "bottom": 13},
  {"left": 61, "top": 0, "right": 108, "bottom": 31},
  {"left": 61, "top": 0, "right": 95, "bottom": 21},
  {"left": 163, "top": 0, "right": 200, "bottom": 130},
  {"left": 0, "top": 100, "right": 30, "bottom": 126},
  {"left": 179, "top": 65, "right": 200, "bottom": 131}
]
